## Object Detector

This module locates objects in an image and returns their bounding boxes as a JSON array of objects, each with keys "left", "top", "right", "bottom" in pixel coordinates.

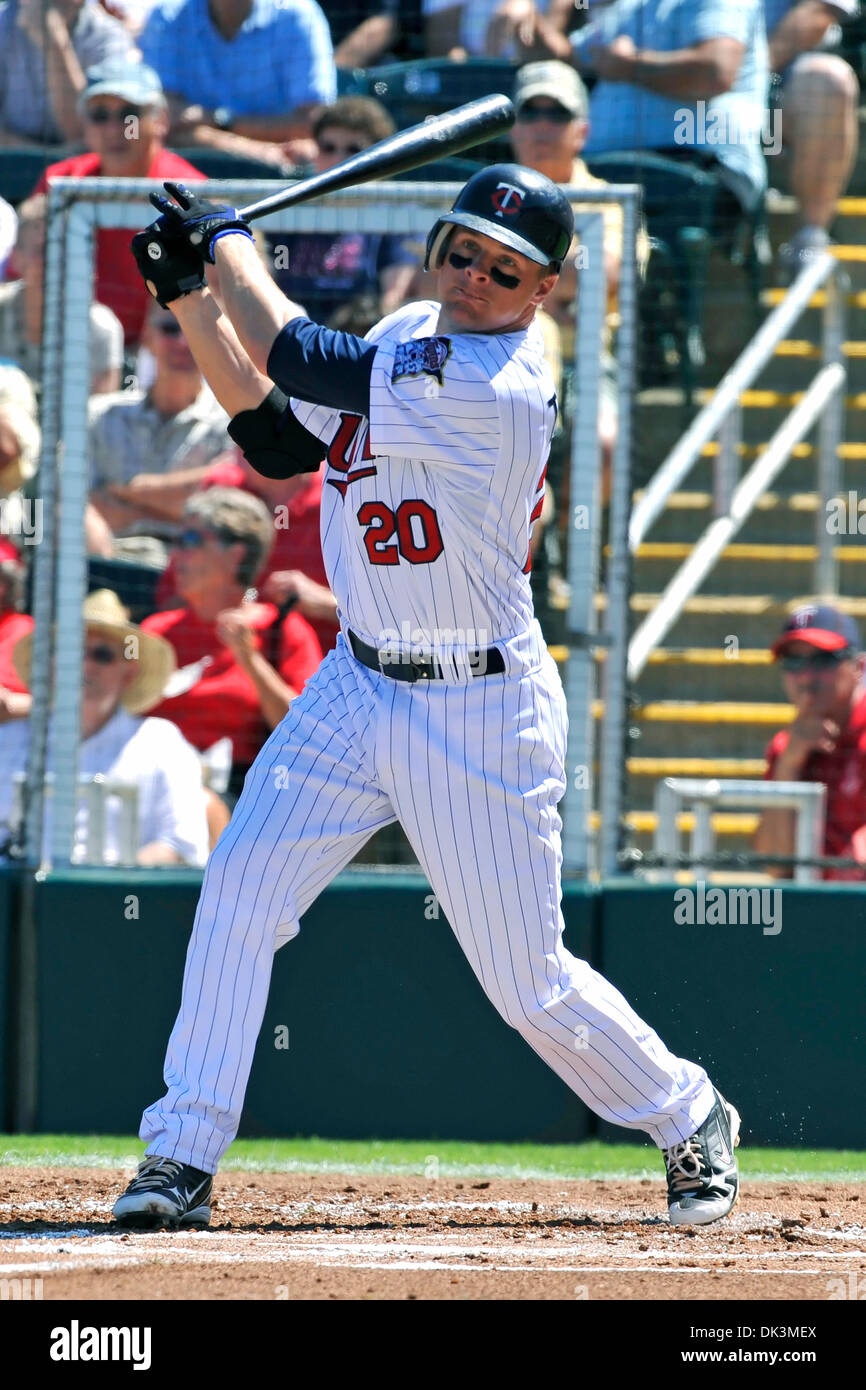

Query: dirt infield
[{"left": 1, "top": 1169, "right": 864, "bottom": 1300}]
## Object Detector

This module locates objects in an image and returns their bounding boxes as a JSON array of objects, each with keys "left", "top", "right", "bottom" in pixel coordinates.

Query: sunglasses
[
  {"left": 84, "top": 643, "right": 121, "bottom": 666},
  {"left": 778, "top": 648, "right": 853, "bottom": 673},
  {"left": 319, "top": 139, "right": 365, "bottom": 158},
  {"left": 447, "top": 249, "right": 522, "bottom": 291},
  {"left": 152, "top": 320, "right": 184, "bottom": 337},
  {"left": 86, "top": 104, "right": 144, "bottom": 125},
  {"left": 517, "top": 103, "right": 574, "bottom": 125}
]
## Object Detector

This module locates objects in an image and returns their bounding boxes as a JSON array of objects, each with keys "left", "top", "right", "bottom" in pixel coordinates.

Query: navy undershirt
[{"left": 266, "top": 317, "right": 376, "bottom": 417}]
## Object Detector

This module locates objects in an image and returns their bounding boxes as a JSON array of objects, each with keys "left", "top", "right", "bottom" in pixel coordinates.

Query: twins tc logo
[{"left": 491, "top": 182, "right": 524, "bottom": 217}]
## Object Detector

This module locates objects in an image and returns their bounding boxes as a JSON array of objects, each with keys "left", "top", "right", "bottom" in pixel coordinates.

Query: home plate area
[{"left": 2, "top": 1171, "right": 864, "bottom": 1300}]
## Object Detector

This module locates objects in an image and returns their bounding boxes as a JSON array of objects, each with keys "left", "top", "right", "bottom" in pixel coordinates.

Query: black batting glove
[
  {"left": 149, "top": 180, "right": 254, "bottom": 264},
  {"left": 130, "top": 220, "right": 207, "bottom": 308}
]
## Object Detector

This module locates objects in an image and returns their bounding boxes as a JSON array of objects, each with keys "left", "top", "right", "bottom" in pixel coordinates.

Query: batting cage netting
[{"left": 6, "top": 176, "right": 639, "bottom": 876}]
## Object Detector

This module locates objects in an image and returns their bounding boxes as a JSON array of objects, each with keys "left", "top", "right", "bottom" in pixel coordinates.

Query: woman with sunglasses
[
  {"left": 267, "top": 97, "right": 418, "bottom": 325},
  {"left": 140, "top": 487, "right": 323, "bottom": 801}
]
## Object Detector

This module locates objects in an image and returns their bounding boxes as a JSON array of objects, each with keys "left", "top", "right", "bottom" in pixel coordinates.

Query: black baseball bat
[{"left": 237, "top": 94, "right": 515, "bottom": 223}]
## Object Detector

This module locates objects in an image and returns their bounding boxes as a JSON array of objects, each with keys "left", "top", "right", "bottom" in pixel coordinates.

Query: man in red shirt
[
  {"left": 755, "top": 604, "right": 866, "bottom": 879},
  {"left": 34, "top": 59, "right": 203, "bottom": 347}
]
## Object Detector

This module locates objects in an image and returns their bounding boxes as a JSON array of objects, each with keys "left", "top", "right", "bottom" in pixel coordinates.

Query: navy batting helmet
[{"left": 425, "top": 163, "right": 574, "bottom": 275}]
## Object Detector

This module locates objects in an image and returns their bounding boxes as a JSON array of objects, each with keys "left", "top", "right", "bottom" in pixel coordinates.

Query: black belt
[{"left": 348, "top": 629, "right": 505, "bottom": 682}]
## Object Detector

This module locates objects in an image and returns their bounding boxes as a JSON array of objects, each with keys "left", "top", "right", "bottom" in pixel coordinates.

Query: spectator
[
  {"left": 755, "top": 604, "right": 866, "bottom": 880},
  {"left": 510, "top": 59, "right": 624, "bottom": 500},
  {"left": 0, "top": 364, "right": 40, "bottom": 510},
  {"left": 329, "top": 1, "right": 395, "bottom": 66},
  {"left": 88, "top": 301, "right": 230, "bottom": 555},
  {"left": 530, "top": 0, "right": 769, "bottom": 239},
  {"left": 0, "top": 541, "right": 33, "bottom": 724},
  {"left": 0, "top": 0, "right": 134, "bottom": 146},
  {"left": 0, "top": 588, "right": 209, "bottom": 865},
  {"left": 765, "top": 0, "right": 860, "bottom": 272},
  {"left": 139, "top": 0, "right": 336, "bottom": 167},
  {"left": 424, "top": 0, "right": 574, "bottom": 60},
  {"left": 33, "top": 61, "right": 204, "bottom": 347},
  {"left": 150, "top": 456, "right": 339, "bottom": 654},
  {"left": 141, "top": 488, "right": 323, "bottom": 797},
  {"left": 0, "top": 196, "right": 123, "bottom": 393},
  {"left": 267, "top": 98, "right": 419, "bottom": 322}
]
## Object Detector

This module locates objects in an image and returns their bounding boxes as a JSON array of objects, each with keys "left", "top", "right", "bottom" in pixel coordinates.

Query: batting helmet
[{"left": 425, "top": 163, "right": 574, "bottom": 275}]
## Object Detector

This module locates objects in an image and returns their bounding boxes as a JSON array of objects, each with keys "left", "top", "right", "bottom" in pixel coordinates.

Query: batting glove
[
  {"left": 149, "top": 180, "right": 254, "bottom": 263},
  {"left": 130, "top": 220, "right": 207, "bottom": 308}
]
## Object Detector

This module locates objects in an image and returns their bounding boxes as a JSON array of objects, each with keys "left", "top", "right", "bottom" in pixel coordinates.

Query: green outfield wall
[{"left": 2, "top": 870, "right": 863, "bottom": 1146}]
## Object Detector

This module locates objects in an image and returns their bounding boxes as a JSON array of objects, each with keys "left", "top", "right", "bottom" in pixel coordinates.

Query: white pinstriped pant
[{"left": 141, "top": 630, "right": 715, "bottom": 1173}]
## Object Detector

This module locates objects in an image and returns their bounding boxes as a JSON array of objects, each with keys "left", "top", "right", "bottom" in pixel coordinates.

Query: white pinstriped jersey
[{"left": 290, "top": 301, "right": 557, "bottom": 656}]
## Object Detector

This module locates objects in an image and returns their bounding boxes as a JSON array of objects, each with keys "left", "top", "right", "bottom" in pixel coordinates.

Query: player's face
[
  {"left": 779, "top": 639, "right": 865, "bottom": 717},
  {"left": 436, "top": 229, "right": 558, "bottom": 335}
]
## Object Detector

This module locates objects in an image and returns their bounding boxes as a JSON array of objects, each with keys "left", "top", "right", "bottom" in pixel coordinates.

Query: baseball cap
[
  {"left": 79, "top": 60, "right": 166, "bottom": 113},
  {"left": 771, "top": 604, "right": 861, "bottom": 657},
  {"left": 514, "top": 62, "right": 589, "bottom": 120}
]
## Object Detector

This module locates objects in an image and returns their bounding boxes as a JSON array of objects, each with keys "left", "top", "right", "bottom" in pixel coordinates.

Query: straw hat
[{"left": 13, "top": 588, "right": 176, "bottom": 716}]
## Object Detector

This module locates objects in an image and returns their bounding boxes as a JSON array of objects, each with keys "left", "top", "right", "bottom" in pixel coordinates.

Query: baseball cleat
[
  {"left": 664, "top": 1089, "right": 741, "bottom": 1226},
  {"left": 112, "top": 1156, "right": 213, "bottom": 1229}
]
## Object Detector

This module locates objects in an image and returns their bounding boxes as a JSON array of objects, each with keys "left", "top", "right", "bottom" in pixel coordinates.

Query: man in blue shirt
[
  {"left": 139, "top": 0, "right": 336, "bottom": 167},
  {"left": 525, "top": 0, "right": 770, "bottom": 239},
  {"left": 764, "top": 0, "right": 859, "bottom": 271}
]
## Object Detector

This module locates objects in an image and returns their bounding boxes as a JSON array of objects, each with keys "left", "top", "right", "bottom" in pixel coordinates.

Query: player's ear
[{"left": 532, "top": 268, "right": 559, "bottom": 306}]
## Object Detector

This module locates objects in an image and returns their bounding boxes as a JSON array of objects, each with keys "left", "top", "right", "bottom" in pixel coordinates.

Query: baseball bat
[{"left": 237, "top": 94, "right": 515, "bottom": 223}]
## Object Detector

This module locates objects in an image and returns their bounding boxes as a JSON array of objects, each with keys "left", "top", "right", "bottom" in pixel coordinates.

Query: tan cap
[
  {"left": 514, "top": 61, "right": 589, "bottom": 119},
  {"left": 13, "top": 589, "right": 176, "bottom": 716}
]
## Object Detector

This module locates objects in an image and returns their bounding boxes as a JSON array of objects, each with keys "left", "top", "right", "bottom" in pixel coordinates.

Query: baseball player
[{"left": 113, "top": 166, "right": 740, "bottom": 1229}]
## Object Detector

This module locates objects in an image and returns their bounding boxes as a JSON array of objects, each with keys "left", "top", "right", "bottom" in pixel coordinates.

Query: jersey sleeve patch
[{"left": 391, "top": 336, "right": 452, "bottom": 387}]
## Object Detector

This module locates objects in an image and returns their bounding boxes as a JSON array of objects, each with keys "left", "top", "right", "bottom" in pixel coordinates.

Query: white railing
[
  {"left": 627, "top": 251, "right": 847, "bottom": 683},
  {"left": 652, "top": 777, "right": 827, "bottom": 884}
]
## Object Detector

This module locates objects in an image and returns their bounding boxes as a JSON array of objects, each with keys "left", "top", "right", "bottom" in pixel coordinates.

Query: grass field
[{"left": 2, "top": 1133, "right": 865, "bottom": 1182}]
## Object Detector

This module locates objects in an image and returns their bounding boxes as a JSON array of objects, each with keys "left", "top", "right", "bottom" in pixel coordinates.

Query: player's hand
[
  {"left": 130, "top": 220, "right": 207, "bottom": 308},
  {"left": 149, "top": 181, "right": 254, "bottom": 264}
]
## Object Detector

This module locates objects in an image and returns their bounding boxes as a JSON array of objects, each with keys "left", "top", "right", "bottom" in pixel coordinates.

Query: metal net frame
[{"left": 28, "top": 177, "right": 641, "bottom": 875}]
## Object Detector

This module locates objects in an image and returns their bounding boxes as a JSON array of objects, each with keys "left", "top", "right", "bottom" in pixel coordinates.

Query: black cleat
[
  {"left": 664, "top": 1090, "right": 741, "bottom": 1226},
  {"left": 112, "top": 1156, "right": 213, "bottom": 1229}
]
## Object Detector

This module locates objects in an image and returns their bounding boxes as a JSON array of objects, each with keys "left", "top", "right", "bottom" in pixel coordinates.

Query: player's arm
[
  {"left": 135, "top": 185, "right": 380, "bottom": 411},
  {"left": 130, "top": 222, "right": 325, "bottom": 479}
]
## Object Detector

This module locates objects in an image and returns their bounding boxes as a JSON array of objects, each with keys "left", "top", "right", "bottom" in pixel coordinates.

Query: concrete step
[
  {"left": 630, "top": 649, "right": 784, "bottom": 702},
  {"left": 636, "top": 489, "right": 844, "bottom": 545},
  {"left": 630, "top": 543, "right": 866, "bottom": 596},
  {"left": 595, "top": 590, "right": 866, "bottom": 648}
]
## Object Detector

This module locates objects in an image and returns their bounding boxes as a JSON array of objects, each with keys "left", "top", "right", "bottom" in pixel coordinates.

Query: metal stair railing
[
  {"left": 650, "top": 777, "right": 827, "bottom": 884},
  {"left": 626, "top": 250, "right": 848, "bottom": 683},
  {"left": 598, "top": 251, "right": 847, "bottom": 875}
]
